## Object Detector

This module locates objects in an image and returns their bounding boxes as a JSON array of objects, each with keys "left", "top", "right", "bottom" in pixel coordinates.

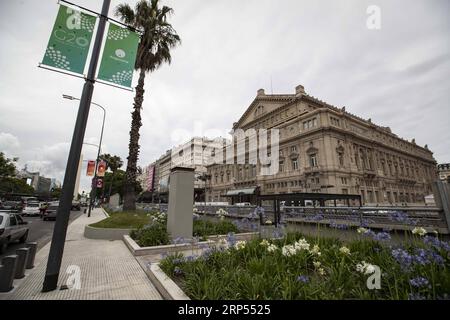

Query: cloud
[{"left": 0, "top": 132, "right": 21, "bottom": 157}]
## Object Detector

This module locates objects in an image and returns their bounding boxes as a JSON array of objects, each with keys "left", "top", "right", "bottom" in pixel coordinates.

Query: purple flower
[
  {"left": 413, "top": 248, "right": 430, "bottom": 266},
  {"left": 409, "top": 277, "right": 430, "bottom": 288},
  {"left": 173, "top": 258, "right": 184, "bottom": 264},
  {"left": 408, "top": 293, "right": 426, "bottom": 300},
  {"left": 185, "top": 255, "right": 196, "bottom": 262},
  {"left": 372, "top": 231, "right": 391, "bottom": 242},
  {"left": 226, "top": 232, "right": 236, "bottom": 246},
  {"left": 423, "top": 236, "right": 450, "bottom": 252},
  {"left": 391, "top": 248, "right": 414, "bottom": 270},
  {"left": 296, "top": 275, "right": 309, "bottom": 283}
]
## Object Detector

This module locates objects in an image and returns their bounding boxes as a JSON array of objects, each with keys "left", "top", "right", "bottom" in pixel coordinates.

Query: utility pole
[{"left": 42, "top": 0, "right": 111, "bottom": 292}]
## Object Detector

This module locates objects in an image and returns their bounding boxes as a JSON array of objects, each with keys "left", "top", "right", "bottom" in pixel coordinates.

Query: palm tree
[
  {"left": 99, "top": 153, "right": 123, "bottom": 202},
  {"left": 116, "top": 0, "right": 181, "bottom": 210}
]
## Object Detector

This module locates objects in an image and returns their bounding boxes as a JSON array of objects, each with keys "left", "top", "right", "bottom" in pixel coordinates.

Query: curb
[
  {"left": 143, "top": 262, "right": 190, "bottom": 300},
  {"left": 123, "top": 232, "right": 259, "bottom": 256}
]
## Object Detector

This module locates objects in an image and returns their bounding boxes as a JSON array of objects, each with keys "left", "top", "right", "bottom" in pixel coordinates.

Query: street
[{"left": 0, "top": 210, "right": 83, "bottom": 260}]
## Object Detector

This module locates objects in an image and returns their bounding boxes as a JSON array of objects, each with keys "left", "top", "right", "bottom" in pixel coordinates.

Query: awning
[{"left": 225, "top": 187, "right": 257, "bottom": 196}]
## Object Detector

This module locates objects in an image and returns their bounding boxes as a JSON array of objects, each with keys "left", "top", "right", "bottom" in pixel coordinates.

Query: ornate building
[{"left": 206, "top": 85, "right": 437, "bottom": 205}]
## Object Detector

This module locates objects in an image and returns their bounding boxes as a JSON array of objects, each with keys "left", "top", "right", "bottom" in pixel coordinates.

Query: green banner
[
  {"left": 97, "top": 23, "right": 140, "bottom": 88},
  {"left": 41, "top": 5, "right": 96, "bottom": 74}
]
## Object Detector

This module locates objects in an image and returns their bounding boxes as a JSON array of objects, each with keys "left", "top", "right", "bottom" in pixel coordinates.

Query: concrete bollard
[
  {"left": 15, "top": 248, "right": 30, "bottom": 279},
  {"left": 25, "top": 242, "right": 38, "bottom": 269},
  {"left": 0, "top": 255, "right": 18, "bottom": 292}
]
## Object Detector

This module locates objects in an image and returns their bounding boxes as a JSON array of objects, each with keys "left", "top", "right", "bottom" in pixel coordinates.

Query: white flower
[
  {"left": 267, "top": 244, "right": 278, "bottom": 252},
  {"left": 220, "top": 216, "right": 225, "bottom": 221},
  {"left": 234, "top": 241, "right": 246, "bottom": 250},
  {"left": 313, "top": 261, "right": 321, "bottom": 268},
  {"left": 282, "top": 245, "right": 297, "bottom": 257},
  {"left": 310, "top": 244, "right": 321, "bottom": 256},
  {"left": 265, "top": 220, "right": 272, "bottom": 225},
  {"left": 339, "top": 246, "right": 351, "bottom": 255},
  {"left": 218, "top": 238, "right": 228, "bottom": 247},
  {"left": 317, "top": 267, "right": 326, "bottom": 276},
  {"left": 294, "top": 238, "right": 310, "bottom": 251},
  {"left": 356, "top": 261, "right": 376, "bottom": 275},
  {"left": 260, "top": 239, "right": 270, "bottom": 247},
  {"left": 412, "top": 227, "right": 427, "bottom": 236},
  {"left": 357, "top": 227, "right": 369, "bottom": 234}
]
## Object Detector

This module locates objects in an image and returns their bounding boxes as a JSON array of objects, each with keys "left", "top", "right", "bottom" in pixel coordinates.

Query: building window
[
  {"left": 309, "top": 154, "right": 318, "bottom": 167},
  {"left": 292, "top": 159, "right": 298, "bottom": 170},
  {"left": 291, "top": 146, "right": 297, "bottom": 153},
  {"left": 279, "top": 161, "right": 284, "bottom": 172},
  {"left": 279, "top": 150, "right": 283, "bottom": 156}
]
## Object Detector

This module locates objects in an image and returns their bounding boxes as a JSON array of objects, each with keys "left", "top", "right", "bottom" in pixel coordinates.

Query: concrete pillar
[
  {"left": 167, "top": 167, "right": 195, "bottom": 239},
  {"left": 0, "top": 255, "right": 18, "bottom": 292},
  {"left": 15, "top": 248, "right": 29, "bottom": 279},
  {"left": 25, "top": 242, "right": 38, "bottom": 269}
]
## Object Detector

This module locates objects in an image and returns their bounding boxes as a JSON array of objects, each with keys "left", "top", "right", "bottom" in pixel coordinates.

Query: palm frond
[{"left": 115, "top": 4, "right": 135, "bottom": 25}]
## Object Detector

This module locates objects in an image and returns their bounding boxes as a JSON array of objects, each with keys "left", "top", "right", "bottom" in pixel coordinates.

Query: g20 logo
[
  {"left": 53, "top": 7, "right": 89, "bottom": 47},
  {"left": 54, "top": 29, "right": 89, "bottom": 47}
]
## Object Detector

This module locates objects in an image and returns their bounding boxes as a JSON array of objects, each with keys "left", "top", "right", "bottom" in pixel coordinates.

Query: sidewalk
[{"left": 0, "top": 208, "right": 162, "bottom": 300}]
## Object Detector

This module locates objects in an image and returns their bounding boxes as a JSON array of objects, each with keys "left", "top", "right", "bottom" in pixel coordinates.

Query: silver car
[
  {"left": 42, "top": 203, "right": 59, "bottom": 221},
  {"left": 0, "top": 212, "right": 29, "bottom": 254}
]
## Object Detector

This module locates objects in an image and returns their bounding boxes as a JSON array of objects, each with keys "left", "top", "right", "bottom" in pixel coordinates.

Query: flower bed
[
  {"left": 159, "top": 231, "right": 450, "bottom": 300},
  {"left": 130, "top": 211, "right": 240, "bottom": 247}
]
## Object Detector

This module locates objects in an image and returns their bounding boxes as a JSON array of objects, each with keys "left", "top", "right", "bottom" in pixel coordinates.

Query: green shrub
[
  {"left": 193, "top": 220, "right": 239, "bottom": 239},
  {"left": 131, "top": 223, "right": 170, "bottom": 247}
]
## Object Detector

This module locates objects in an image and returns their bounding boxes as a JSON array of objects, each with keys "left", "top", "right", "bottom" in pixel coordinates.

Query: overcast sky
[{"left": 0, "top": 0, "right": 449, "bottom": 193}]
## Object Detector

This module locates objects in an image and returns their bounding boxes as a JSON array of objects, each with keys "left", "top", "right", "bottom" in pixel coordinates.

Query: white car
[{"left": 22, "top": 202, "right": 41, "bottom": 217}]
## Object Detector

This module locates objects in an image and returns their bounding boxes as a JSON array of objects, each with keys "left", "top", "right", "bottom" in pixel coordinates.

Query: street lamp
[{"left": 63, "top": 94, "right": 106, "bottom": 217}]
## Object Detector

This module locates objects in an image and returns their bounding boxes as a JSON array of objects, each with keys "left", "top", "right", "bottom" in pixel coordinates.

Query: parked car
[
  {"left": 42, "top": 203, "right": 59, "bottom": 221},
  {"left": 235, "top": 202, "right": 252, "bottom": 207},
  {"left": 0, "top": 212, "right": 29, "bottom": 254},
  {"left": 0, "top": 200, "right": 21, "bottom": 211},
  {"left": 71, "top": 201, "right": 81, "bottom": 211},
  {"left": 22, "top": 202, "right": 41, "bottom": 217}
]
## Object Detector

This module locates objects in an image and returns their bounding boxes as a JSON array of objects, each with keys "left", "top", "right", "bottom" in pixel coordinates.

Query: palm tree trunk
[{"left": 123, "top": 69, "right": 146, "bottom": 211}]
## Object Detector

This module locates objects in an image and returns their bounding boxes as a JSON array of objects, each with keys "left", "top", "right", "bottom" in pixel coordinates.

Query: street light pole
[
  {"left": 63, "top": 96, "right": 106, "bottom": 217},
  {"left": 42, "top": 0, "right": 111, "bottom": 292}
]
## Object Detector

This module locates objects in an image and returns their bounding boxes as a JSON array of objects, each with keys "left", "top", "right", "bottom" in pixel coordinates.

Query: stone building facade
[
  {"left": 206, "top": 85, "right": 437, "bottom": 205},
  {"left": 438, "top": 163, "right": 450, "bottom": 182}
]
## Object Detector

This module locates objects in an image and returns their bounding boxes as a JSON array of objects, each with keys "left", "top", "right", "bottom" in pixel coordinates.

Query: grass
[
  {"left": 159, "top": 231, "right": 450, "bottom": 300},
  {"left": 89, "top": 210, "right": 151, "bottom": 229}
]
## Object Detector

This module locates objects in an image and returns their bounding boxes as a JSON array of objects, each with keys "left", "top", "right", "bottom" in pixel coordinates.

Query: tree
[
  {"left": 116, "top": 0, "right": 181, "bottom": 210},
  {"left": 99, "top": 153, "right": 123, "bottom": 202},
  {"left": 0, "top": 152, "right": 18, "bottom": 178},
  {"left": 0, "top": 152, "right": 34, "bottom": 194},
  {"left": 95, "top": 169, "right": 142, "bottom": 202}
]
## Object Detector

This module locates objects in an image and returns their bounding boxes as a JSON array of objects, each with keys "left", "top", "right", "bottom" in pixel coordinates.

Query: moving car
[
  {"left": 22, "top": 202, "right": 41, "bottom": 217},
  {"left": 42, "top": 202, "right": 59, "bottom": 221},
  {"left": 0, "top": 212, "right": 29, "bottom": 254}
]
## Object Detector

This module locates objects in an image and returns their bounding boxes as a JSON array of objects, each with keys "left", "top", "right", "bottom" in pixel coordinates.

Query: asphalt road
[{"left": 0, "top": 209, "right": 84, "bottom": 260}]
